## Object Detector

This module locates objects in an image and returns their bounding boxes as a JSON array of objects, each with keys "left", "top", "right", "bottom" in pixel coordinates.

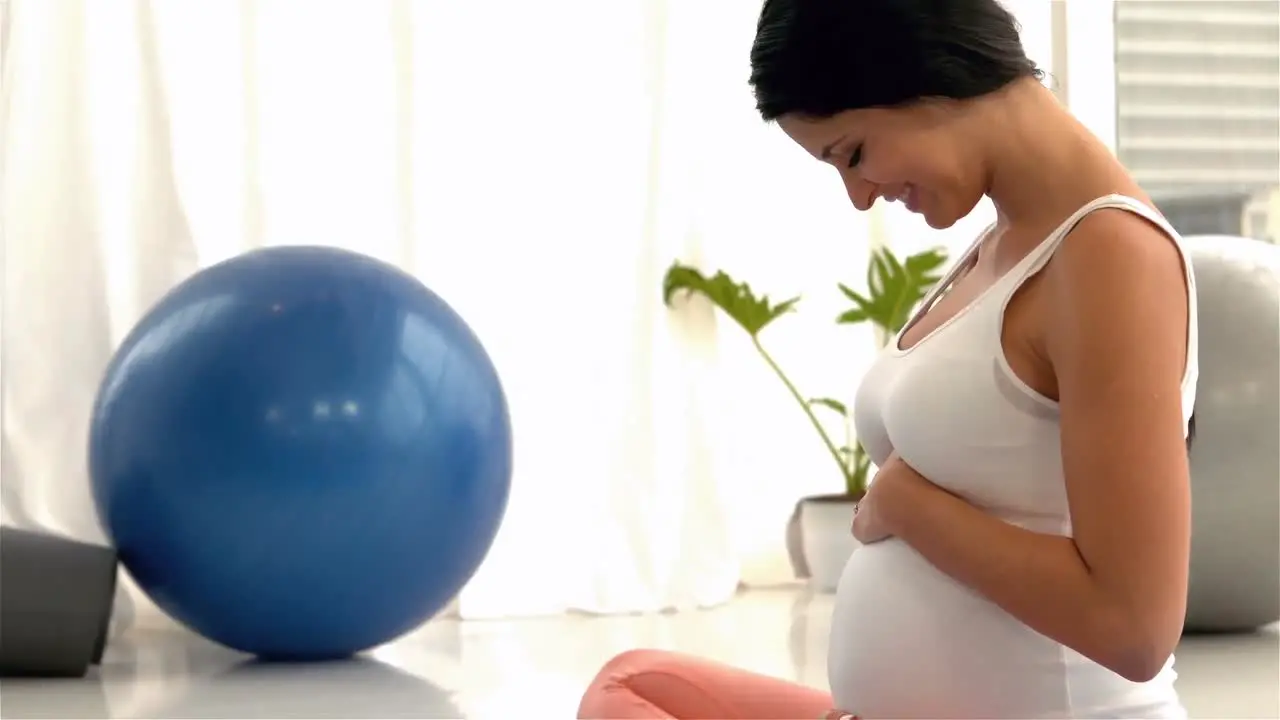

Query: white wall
[{"left": 1060, "top": 0, "right": 1118, "bottom": 152}]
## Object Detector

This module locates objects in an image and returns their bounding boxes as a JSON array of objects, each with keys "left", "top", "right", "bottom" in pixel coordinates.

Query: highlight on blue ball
[{"left": 89, "top": 246, "right": 512, "bottom": 660}]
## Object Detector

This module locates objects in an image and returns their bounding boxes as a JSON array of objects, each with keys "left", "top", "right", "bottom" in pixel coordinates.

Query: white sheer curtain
[
  {"left": 1, "top": 0, "right": 888, "bottom": 628},
  {"left": 1, "top": 0, "right": 1060, "bottom": 629}
]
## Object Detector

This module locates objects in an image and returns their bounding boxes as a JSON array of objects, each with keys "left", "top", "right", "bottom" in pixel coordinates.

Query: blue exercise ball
[{"left": 89, "top": 246, "right": 512, "bottom": 660}]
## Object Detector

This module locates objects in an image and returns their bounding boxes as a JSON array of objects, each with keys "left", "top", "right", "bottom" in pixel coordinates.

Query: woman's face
[{"left": 778, "top": 101, "right": 989, "bottom": 230}]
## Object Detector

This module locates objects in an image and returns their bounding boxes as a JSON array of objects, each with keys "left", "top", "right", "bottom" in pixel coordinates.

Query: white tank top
[{"left": 827, "top": 195, "right": 1199, "bottom": 719}]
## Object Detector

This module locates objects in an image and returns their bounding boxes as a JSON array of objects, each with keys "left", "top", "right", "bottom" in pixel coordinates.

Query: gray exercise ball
[{"left": 1183, "top": 235, "right": 1280, "bottom": 633}]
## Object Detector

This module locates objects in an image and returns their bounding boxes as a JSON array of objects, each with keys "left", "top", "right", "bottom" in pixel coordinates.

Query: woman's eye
[{"left": 847, "top": 145, "right": 863, "bottom": 168}]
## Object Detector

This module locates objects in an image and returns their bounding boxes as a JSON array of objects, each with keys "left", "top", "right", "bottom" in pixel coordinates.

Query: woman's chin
[
  {"left": 924, "top": 213, "right": 954, "bottom": 230},
  {"left": 919, "top": 203, "right": 958, "bottom": 230}
]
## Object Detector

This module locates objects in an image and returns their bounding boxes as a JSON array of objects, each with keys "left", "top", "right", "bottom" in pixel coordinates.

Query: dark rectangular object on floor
[{"left": 0, "top": 526, "right": 118, "bottom": 678}]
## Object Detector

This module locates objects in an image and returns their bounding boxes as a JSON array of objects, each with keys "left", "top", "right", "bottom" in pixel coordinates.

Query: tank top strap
[
  {"left": 1011, "top": 193, "right": 1184, "bottom": 284},
  {"left": 913, "top": 225, "right": 992, "bottom": 316},
  {"left": 1003, "top": 193, "right": 1199, "bottom": 407}
]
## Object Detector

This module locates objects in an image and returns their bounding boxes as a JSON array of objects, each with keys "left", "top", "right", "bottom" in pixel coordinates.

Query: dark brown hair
[{"left": 749, "top": 0, "right": 1044, "bottom": 120}]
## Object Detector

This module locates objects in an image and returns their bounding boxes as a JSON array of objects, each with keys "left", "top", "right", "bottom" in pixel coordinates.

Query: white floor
[{"left": 3, "top": 588, "right": 1277, "bottom": 719}]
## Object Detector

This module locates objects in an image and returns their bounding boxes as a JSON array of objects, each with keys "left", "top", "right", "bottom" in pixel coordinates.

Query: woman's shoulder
[
  {"left": 1040, "top": 202, "right": 1195, "bottom": 381},
  {"left": 1049, "top": 198, "right": 1193, "bottom": 304}
]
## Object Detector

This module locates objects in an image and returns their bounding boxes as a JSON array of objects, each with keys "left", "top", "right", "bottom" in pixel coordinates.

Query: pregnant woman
[{"left": 578, "top": 0, "right": 1199, "bottom": 718}]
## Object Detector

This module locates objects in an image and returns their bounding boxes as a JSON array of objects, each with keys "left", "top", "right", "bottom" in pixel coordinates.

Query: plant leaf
[
  {"left": 809, "top": 397, "right": 848, "bottom": 416},
  {"left": 840, "top": 246, "right": 950, "bottom": 337},
  {"left": 845, "top": 441, "right": 874, "bottom": 495},
  {"left": 662, "top": 261, "right": 798, "bottom": 336},
  {"left": 881, "top": 249, "right": 907, "bottom": 282},
  {"left": 904, "top": 247, "right": 948, "bottom": 277},
  {"left": 836, "top": 307, "right": 870, "bottom": 324},
  {"left": 835, "top": 283, "right": 879, "bottom": 326},
  {"left": 867, "top": 252, "right": 891, "bottom": 298},
  {"left": 837, "top": 283, "right": 866, "bottom": 304}
]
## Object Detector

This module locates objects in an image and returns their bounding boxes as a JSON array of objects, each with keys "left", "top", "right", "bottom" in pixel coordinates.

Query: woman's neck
[{"left": 986, "top": 82, "right": 1139, "bottom": 231}]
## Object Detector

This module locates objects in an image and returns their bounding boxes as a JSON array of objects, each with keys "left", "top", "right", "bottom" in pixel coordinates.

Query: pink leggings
[{"left": 578, "top": 649, "right": 840, "bottom": 719}]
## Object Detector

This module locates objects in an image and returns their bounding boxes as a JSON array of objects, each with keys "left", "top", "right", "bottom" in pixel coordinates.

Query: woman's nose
[{"left": 843, "top": 175, "right": 876, "bottom": 212}]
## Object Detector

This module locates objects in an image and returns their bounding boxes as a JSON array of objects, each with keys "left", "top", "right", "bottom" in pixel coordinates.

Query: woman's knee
[
  {"left": 585, "top": 649, "right": 681, "bottom": 690},
  {"left": 581, "top": 649, "right": 834, "bottom": 720},
  {"left": 579, "top": 649, "right": 741, "bottom": 720},
  {"left": 579, "top": 650, "right": 681, "bottom": 719}
]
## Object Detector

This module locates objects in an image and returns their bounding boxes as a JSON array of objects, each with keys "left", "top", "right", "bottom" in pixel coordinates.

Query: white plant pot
[{"left": 798, "top": 495, "right": 862, "bottom": 593}]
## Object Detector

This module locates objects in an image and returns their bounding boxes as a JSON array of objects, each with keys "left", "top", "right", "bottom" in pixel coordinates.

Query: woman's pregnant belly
[{"left": 827, "top": 540, "right": 1076, "bottom": 719}]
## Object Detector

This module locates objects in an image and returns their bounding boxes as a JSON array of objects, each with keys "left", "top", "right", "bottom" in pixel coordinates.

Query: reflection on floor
[{"left": 2, "top": 588, "right": 1277, "bottom": 719}]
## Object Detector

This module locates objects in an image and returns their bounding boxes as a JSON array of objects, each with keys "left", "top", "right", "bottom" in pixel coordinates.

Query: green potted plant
[{"left": 662, "top": 245, "right": 948, "bottom": 590}]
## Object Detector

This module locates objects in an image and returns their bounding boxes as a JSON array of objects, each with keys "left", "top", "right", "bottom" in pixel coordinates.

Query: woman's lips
[
  {"left": 904, "top": 184, "right": 921, "bottom": 213},
  {"left": 882, "top": 184, "right": 921, "bottom": 213}
]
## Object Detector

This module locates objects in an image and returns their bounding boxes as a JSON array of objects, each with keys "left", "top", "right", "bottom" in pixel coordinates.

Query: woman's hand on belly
[
  {"left": 850, "top": 487, "right": 893, "bottom": 545},
  {"left": 852, "top": 452, "right": 937, "bottom": 544}
]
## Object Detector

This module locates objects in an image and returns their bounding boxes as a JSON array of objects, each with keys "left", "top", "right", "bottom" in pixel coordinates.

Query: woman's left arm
[{"left": 878, "top": 210, "right": 1192, "bottom": 683}]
